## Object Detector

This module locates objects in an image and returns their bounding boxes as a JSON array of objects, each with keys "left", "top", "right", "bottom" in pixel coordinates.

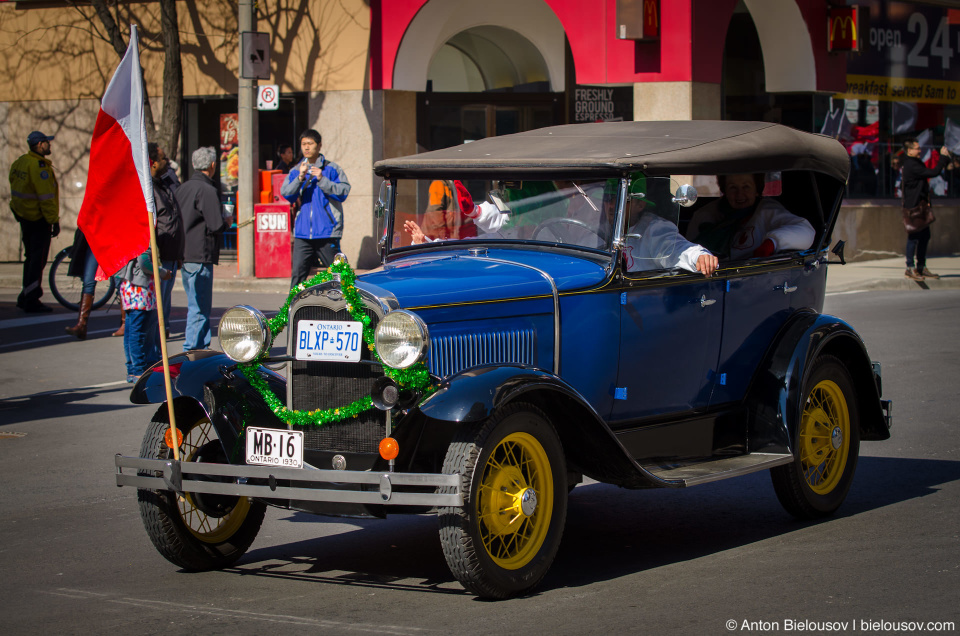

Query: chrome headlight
[
  {"left": 375, "top": 310, "right": 429, "bottom": 369},
  {"left": 219, "top": 305, "right": 272, "bottom": 363}
]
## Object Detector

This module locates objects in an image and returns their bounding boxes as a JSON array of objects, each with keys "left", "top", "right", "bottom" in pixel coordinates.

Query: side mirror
[
  {"left": 673, "top": 184, "right": 698, "bottom": 207},
  {"left": 832, "top": 239, "right": 846, "bottom": 265},
  {"left": 488, "top": 189, "right": 510, "bottom": 213}
]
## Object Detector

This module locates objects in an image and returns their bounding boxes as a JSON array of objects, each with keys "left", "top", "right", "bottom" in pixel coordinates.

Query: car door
[
  {"left": 609, "top": 176, "right": 725, "bottom": 426},
  {"left": 612, "top": 275, "right": 725, "bottom": 424},
  {"left": 709, "top": 260, "right": 805, "bottom": 407}
]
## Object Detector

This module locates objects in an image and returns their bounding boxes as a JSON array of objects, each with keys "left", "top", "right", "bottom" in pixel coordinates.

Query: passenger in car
[
  {"left": 610, "top": 177, "right": 718, "bottom": 277},
  {"left": 404, "top": 180, "right": 508, "bottom": 244},
  {"left": 685, "top": 173, "right": 814, "bottom": 259}
]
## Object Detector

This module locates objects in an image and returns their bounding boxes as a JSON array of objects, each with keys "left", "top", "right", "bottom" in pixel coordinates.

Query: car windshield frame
[{"left": 380, "top": 176, "right": 683, "bottom": 261}]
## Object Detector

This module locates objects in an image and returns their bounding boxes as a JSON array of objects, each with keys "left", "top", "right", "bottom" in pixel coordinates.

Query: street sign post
[
  {"left": 241, "top": 32, "right": 270, "bottom": 79},
  {"left": 257, "top": 85, "right": 279, "bottom": 110}
]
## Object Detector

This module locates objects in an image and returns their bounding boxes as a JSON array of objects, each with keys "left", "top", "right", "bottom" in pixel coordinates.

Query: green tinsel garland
[{"left": 238, "top": 257, "right": 433, "bottom": 427}]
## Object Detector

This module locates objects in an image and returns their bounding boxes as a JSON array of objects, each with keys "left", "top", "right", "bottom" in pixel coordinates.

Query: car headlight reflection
[
  {"left": 219, "top": 305, "right": 271, "bottom": 363},
  {"left": 375, "top": 310, "right": 429, "bottom": 369}
]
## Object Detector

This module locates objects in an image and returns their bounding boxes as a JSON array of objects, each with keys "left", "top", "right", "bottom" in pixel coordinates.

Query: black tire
[
  {"left": 137, "top": 416, "right": 266, "bottom": 570},
  {"left": 771, "top": 355, "right": 860, "bottom": 519},
  {"left": 439, "top": 402, "right": 567, "bottom": 599},
  {"left": 48, "top": 247, "right": 116, "bottom": 311}
]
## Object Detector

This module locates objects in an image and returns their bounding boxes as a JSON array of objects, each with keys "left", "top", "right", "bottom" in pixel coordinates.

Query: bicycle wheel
[
  {"left": 48, "top": 247, "right": 117, "bottom": 311},
  {"left": 49, "top": 248, "right": 81, "bottom": 311}
]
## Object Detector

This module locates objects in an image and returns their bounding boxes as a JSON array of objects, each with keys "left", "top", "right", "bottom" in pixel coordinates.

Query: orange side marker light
[
  {"left": 164, "top": 428, "right": 184, "bottom": 450},
  {"left": 379, "top": 437, "right": 399, "bottom": 461}
]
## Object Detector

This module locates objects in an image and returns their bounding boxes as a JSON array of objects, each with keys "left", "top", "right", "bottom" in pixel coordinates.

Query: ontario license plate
[
  {"left": 295, "top": 320, "right": 363, "bottom": 362},
  {"left": 245, "top": 427, "right": 304, "bottom": 469}
]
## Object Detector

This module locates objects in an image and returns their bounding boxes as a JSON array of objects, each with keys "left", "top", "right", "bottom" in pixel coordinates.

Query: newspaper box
[{"left": 254, "top": 203, "right": 291, "bottom": 278}]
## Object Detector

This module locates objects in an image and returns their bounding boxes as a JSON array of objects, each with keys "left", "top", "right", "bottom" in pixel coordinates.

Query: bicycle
[{"left": 48, "top": 247, "right": 118, "bottom": 311}]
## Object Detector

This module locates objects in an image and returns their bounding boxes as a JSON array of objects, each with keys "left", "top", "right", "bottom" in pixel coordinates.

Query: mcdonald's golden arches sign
[{"left": 828, "top": 6, "right": 860, "bottom": 52}]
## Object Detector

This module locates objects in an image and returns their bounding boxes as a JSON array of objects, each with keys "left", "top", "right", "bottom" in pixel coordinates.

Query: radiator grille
[
  {"left": 428, "top": 329, "right": 535, "bottom": 378},
  {"left": 289, "top": 304, "right": 384, "bottom": 453}
]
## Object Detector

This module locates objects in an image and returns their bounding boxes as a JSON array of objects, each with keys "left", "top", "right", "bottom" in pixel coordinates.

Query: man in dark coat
[
  {"left": 175, "top": 146, "right": 229, "bottom": 351},
  {"left": 900, "top": 138, "right": 949, "bottom": 280},
  {"left": 148, "top": 143, "right": 185, "bottom": 334}
]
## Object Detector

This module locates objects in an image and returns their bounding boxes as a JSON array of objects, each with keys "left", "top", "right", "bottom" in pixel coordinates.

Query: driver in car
[
  {"left": 608, "top": 176, "right": 718, "bottom": 277},
  {"left": 685, "top": 173, "right": 814, "bottom": 259}
]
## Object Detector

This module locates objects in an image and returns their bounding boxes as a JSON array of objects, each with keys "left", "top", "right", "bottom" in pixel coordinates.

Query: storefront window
[{"left": 830, "top": 1, "right": 960, "bottom": 199}]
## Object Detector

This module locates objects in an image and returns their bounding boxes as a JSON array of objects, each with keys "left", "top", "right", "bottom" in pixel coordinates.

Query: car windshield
[{"left": 383, "top": 177, "right": 682, "bottom": 256}]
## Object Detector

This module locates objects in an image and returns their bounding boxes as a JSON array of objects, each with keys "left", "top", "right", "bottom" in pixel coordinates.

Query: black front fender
[
  {"left": 130, "top": 350, "right": 287, "bottom": 461},
  {"left": 748, "top": 310, "right": 890, "bottom": 455},
  {"left": 130, "top": 349, "right": 231, "bottom": 405},
  {"left": 418, "top": 364, "right": 583, "bottom": 423},
  {"left": 417, "top": 365, "right": 675, "bottom": 489}
]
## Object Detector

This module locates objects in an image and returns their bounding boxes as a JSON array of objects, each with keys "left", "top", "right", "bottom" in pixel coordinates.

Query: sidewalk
[
  {"left": 0, "top": 255, "right": 958, "bottom": 295},
  {"left": 820, "top": 254, "right": 960, "bottom": 293}
]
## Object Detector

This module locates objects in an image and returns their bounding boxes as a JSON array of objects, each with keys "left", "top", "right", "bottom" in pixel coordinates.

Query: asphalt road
[{"left": 0, "top": 288, "right": 958, "bottom": 635}]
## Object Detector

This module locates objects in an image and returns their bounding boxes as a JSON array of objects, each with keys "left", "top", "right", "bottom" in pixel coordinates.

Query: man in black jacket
[
  {"left": 901, "top": 138, "right": 949, "bottom": 280},
  {"left": 175, "top": 146, "right": 230, "bottom": 351},
  {"left": 148, "top": 143, "right": 185, "bottom": 334}
]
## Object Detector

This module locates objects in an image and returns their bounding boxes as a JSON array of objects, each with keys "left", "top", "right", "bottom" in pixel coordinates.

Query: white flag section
[
  {"left": 819, "top": 107, "right": 852, "bottom": 141},
  {"left": 77, "top": 24, "right": 153, "bottom": 279},
  {"left": 945, "top": 119, "right": 960, "bottom": 157},
  {"left": 77, "top": 25, "right": 182, "bottom": 461}
]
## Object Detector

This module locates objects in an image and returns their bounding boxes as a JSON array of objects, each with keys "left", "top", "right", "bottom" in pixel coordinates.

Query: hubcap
[
  {"left": 477, "top": 431, "right": 554, "bottom": 570},
  {"left": 830, "top": 426, "right": 843, "bottom": 450},
  {"left": 798, "top": 379, "right": 850, "bottom": 495},
  {"left": 519, "top": 488, "right": 538, "bottom": 516}
]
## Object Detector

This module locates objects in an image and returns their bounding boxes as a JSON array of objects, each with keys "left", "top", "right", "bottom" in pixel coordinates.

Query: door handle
[
  {"left": 700, "top": 294, "right": 716, "bottom": 308},
  {"left": 776, "top": 281, "right": 798, "bottom": 294}
]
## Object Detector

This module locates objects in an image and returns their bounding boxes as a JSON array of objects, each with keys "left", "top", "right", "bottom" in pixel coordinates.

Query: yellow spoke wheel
[
  {"left": 177, "top": 419, "right": 253, "bottom": 544},
  {"left": 771, "top": 355, "right": 860, "bottom": 520},
  {"left": 798, "top": 379, "right": 850, "bottom": 495},
  {"left": 477, "top": 432, "right": 554, "bottom": 570},
  {"left": 440, "top": 402, "right": 567, "bottom": 599},
  {"left": 137, "top": 414, "right": 266, "bottom": 570}
]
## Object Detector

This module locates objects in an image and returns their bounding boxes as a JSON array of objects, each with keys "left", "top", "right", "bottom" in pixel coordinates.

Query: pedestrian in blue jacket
[{"left": 280, "top": 129, "right": 351, "bottom": 288}]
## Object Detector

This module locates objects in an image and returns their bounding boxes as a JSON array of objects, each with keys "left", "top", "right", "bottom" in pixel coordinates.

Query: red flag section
[{"left": 77, "top": 25, "right": 152, "bottom": 279}]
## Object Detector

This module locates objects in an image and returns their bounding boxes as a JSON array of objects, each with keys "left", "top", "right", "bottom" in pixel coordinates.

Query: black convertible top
[{"left": 374, "top": 120, "right": 850, "bottom": 183}]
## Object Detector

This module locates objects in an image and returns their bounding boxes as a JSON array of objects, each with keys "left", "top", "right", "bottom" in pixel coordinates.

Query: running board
[{"left": 642, "top": 453, "right": 794, "bottom": 487}]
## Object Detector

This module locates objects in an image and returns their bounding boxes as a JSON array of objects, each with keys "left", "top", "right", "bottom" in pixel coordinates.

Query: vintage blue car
[{"left": 117, "top": 121, "right": 891, "bottom": 599}]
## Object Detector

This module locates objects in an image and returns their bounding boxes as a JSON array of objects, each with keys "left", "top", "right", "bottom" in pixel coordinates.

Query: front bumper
[{"left": 115, "top": 455, "right": 463, "bottom": 507}]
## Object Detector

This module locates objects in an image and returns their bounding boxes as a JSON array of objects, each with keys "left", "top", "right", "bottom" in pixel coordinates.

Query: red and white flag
[{"left": 77, "top": 25, "right": 153, "bottom": 280}]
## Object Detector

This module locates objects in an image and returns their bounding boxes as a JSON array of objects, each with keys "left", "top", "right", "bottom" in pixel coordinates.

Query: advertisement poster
[
  {"left": 839, "top": 1, "right": 960, "bottom": 104},
  {"left": 220, "top": 113, "right": 239, "bottom": 195}
]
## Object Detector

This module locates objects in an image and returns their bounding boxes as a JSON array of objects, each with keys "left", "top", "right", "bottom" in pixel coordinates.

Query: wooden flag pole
[{"left": 145, "top": 209, "right": 180, "bottom": 462}]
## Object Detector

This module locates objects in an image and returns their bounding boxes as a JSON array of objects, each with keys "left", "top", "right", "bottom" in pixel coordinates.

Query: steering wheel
[{"left": 531, "top": 217, "right": 603, "bottom": 246}]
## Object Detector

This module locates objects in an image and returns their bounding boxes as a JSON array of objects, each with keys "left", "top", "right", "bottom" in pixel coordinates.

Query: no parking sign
[{"left": 257, "top": 85, "right": 279, "bottom": 111}]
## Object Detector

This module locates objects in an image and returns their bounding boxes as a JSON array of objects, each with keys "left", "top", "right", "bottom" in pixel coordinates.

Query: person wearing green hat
[{"left": 604, "top": 174, "right": 718, "bottom": 277}]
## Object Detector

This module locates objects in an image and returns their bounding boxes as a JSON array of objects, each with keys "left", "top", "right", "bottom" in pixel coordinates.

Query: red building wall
[{"left": 370, "top": 0, "right": 843, "bottom": 93}]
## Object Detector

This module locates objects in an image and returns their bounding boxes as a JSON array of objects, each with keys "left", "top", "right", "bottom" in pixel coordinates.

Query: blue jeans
[
  {"left": 181, "top": 262, "right": 213, "bottom": 351},
  {"left": 81, "top": 250, "right": 99, "bottom": 295},
  {"left": 905, "top": 226, "right": 930, "bottom": 271},
  {"left": 159, "top": 260, "right": 177, "bottom": 329},
  {"left": 124, "top": 308, "right": 160, "bottom": 377}
]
